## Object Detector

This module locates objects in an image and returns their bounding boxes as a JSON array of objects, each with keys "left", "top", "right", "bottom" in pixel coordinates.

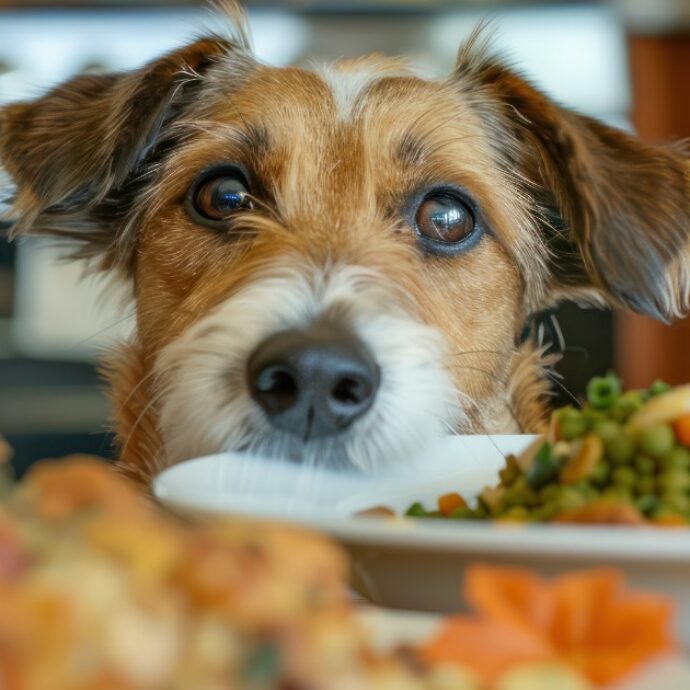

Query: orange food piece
[
  {"left": 560, "top": 435, "right": 603, "bottom": 485},
  {"left": 419, "top": 565, "right": 675, "bottom": 686},
  {"left": 437, "top": 492, "right": 466, "bottom": 516},
  {"left": 421, "top": 616, "right": 553, "bottom": 683},
  {"left": 672, "top": 413, "right": 690, "bottom": 447},
  {"left": 23, "top": 456, "right": 149, "bottom": 521},
  {"left": 553, "top": 500, "right": 645, "bottom": 526},
  {"left": 653, "top": 514, "right": 688, "bottom": 528}
]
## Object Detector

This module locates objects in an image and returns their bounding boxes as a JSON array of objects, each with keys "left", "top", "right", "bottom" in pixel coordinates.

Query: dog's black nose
[{"left": 247, "top": 324, "right": 380, "bottom": 440}]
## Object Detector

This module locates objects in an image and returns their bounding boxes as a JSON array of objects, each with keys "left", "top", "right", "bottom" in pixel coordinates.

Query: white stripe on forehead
[{"left": 317, "top": 58, "right": 415, "bottom": 121}]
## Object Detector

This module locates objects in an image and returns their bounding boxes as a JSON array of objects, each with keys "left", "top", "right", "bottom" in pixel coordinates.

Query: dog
[{"left": 1, "top": 6, "right": 689, "bottom": 482}]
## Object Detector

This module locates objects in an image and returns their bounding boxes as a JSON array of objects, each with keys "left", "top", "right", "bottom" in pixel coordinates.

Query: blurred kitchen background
[{"left": 1, "top": 0, "right": 689, "bottom": 476}]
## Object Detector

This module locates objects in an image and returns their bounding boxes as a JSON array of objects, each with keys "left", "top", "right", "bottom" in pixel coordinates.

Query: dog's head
[{"left": 2, "top": 15, "right": 689, "bottom": 472}]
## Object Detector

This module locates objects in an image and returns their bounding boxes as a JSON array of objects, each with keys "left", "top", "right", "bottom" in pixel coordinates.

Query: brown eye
[
  {"left": 415, "top": 193, "right": 475, "bottom": 244},
  {"left": 189, "top": 167, "right": 253, "bottom": 225}
]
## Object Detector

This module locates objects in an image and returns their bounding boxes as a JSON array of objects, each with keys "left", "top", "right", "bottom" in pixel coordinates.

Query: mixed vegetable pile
[{"left": 406, "top": 375, "right": 690, "bottom": 525}]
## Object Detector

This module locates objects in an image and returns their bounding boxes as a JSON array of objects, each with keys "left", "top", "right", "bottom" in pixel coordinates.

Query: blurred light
[
  {"left": 428, "top": 4, "right": 630, "bottom": 119},
  {"left": 0, "top": 8, "right": 308, "bottom": 104}
]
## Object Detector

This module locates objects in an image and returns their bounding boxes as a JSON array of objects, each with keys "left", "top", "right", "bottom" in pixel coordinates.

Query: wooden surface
[{"left": 616, "top": 33, "right": 690, "bottom": 388}]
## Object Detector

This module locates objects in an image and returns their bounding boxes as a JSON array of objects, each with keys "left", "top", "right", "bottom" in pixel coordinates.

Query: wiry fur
[
  {"left": 155, "top": 262, "right": 459, "bottom": 471},
  {"left": 1, "top": 6, "right": 689, "bottom": 483}
]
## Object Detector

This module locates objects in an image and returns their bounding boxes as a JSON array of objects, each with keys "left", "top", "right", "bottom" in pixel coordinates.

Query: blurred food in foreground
[
  {"left": 403, "top": 376, "right": 690, "bottom": 525},
  {"left": 0, "top": 457, "right": 441, "bottom": 690},
  {"left": 421, "top": 564, "right": 675, "bottom": 687}
]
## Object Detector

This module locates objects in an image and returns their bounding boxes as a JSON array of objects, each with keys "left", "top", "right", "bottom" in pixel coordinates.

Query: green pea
[
  {"left": 504, "top": 484, "right": 538, "bottom": 509},
  {"left": 583, "top": 408, "right": 606, "bottom": 428},
  {"left": 602, "top": 487, "right": 633, "bottom": 502},
  {"left": 558, "top": 408, "right": 588, "bottom": 441},
  {"left": 594, "top": 420, "right": 622, "bottom": 443},
  {"left": 651, "top": 506, "right": 685, "bottom": 522},
  {"left": 533, "top": 504, "right": 561, "bottom": 521},
  {"left": 610, "top": 391, "right": 644, "bottom": 422},
  {"left": 662, "top": 447, "right": 690, "bottom": 470},
  {"left": 636, "top": 494, "right": 659, "bottom": 515},
  {"left": 657, "top": 470, "right": 690, "bottom": 493},
  {"left": 557, "top": 487, "right": 588, "bottom": 512},
  {"left": 406, "top": 502, "right": 428, "bottom": 517},
  {"left": 502, "top": 506, "right": 531, "bottom": 521},
  {"left": 661, "top": 492, "right": 690, "bottom": 514},
  {"left": 450, "top": 506, "right": 476, "bottom": 519},
  {"left": 634, "top": 454, "right": 657, "bottom": 475},
  {"left": 612, "top": 466, "right": 637, "bottom": 489},
  {"left": 605, "top": 432, "right": 636, "bottom": 464},
  {"left": 649, "top": 380, "right": 672, "bottom": 397},
  {"left": 540, "top": 484, "right": 561, "bottom": 503},
  {"left": 636, "top": 476, "right": 657, "bottom": 496},
  {"left": 586, "top": 373, "right": 622, "bottom": 409},
  {"left": 639, "top": 424, "right": 676, "bottom": 458}
]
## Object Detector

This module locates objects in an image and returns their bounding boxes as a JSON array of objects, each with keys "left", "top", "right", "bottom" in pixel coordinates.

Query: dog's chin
[
  {"left": 160, "top": 404, "right": 454, "bottom": 474},
  {"left": 233, "top": 436, "right": 360, "bottom": 473}
]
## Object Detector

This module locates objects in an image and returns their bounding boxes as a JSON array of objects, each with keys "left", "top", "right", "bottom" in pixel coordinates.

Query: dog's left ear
[
  {"left": 0, "top": 36, "right": 247, "bottom": 271},
  {"left": 455, "top": 45, "right": 690, "bottom": 322}
]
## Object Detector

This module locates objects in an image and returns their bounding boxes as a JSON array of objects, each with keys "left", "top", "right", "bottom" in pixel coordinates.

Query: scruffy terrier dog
[{"left": 1, "top": 7, "right": 689, "bottom": 482}]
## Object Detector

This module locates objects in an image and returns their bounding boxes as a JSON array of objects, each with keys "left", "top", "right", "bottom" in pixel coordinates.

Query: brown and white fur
[{"left": 1, "top": 7, "right": 689, "bottom": 482}]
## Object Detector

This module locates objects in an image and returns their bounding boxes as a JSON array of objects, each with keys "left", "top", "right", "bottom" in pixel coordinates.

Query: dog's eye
[
  {"left": 415, "top": 192, "right": 475, "bottom": 246},
  {"left": 189, "top": 168, "right": 253, "bottom": 225}
]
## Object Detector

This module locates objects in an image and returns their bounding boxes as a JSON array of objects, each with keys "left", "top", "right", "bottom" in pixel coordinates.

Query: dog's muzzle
[{"left": 247, "top": 322, "right": 380, "bottom": 441}]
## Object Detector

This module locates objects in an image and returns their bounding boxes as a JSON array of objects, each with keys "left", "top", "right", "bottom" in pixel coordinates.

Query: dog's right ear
[{"left": 0, "top": 36, "right": 251, "bottom": 271}]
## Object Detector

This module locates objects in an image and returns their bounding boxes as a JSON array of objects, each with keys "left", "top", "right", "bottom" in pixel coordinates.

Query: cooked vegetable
[
  {"left": 403, "top": 376, "right": 690, "bottom": 526},
  {"left": 672, "top": 413, "right": 690, "bottom": 447},
  {"left": 586, "top": 372, "right": 621, "bottom": 409},
  {"left": 438, "top": 492, "right": 467, "bottom": 516},
  {"left": 420, "top": 565, "right": 674, "bottom": 687}
]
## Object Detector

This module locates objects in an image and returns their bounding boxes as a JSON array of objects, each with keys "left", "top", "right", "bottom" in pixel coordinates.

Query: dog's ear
[
  {"left": 0, "top": 36, "right": 248, "bottom": 271},
  {"left": 455, "top": 43, "right": 690, "bottom": 322}
]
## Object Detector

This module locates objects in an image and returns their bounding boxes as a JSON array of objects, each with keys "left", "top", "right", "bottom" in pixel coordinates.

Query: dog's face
[{"left": 2, "top": 21, "right": 689, "bottom": 473}]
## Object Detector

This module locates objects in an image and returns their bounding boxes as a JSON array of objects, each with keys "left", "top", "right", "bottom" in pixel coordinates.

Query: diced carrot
[
  {"left": 672, "top": 413, "right": 690, "bottom": 447},
  {"left": 437, "top": 492, "right": 466, "bottom": 517},
  {"left": 553, "top": 500, "right": 645, "bottom": 526}
]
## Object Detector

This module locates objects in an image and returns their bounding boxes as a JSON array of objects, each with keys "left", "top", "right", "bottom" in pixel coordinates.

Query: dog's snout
[{"left": 247, "top": 325, "right": 380, "bottom": 440}]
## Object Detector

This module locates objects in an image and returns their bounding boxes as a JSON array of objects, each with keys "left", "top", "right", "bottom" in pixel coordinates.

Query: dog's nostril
[
  {"left": 254, "top": 366, "right": 298, "bottom": 413},
  {"left": 331, "top": 376, "right": 369, "bottom": 406}
]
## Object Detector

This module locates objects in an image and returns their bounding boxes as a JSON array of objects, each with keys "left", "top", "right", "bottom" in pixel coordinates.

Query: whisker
[
  {"left": 451, "top": 364, "right": 524, "bottom": 433},
  {"left": 545, "top": 370, "right": 582, "bottom": 408},
  {"left": 68, "top": 310, "right": 136, "bottom": 351}
]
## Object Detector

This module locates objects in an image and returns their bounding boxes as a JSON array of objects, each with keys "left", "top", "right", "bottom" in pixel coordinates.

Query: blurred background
[{"left": 0, "top": 0, "right": 689, "bottom": 476}]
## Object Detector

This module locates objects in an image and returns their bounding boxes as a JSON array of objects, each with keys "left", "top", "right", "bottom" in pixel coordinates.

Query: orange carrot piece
[
  {"left": 553, "top": 500, "right": 645, "bottom": 526},
  {"left": 672, "top": 413, "right": 690, "bottom": 447},
  {"left": 421, "top": 565, "right": 676, "bottom": 687},
  {"left": 437, "top": 492, "right": 466, "bottom": 516},
  {"left": 420, "top": 617, "right": 553, "bottom": 683}
]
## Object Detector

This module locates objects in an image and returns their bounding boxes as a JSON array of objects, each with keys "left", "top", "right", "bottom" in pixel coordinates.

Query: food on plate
[
  {"left": 0, "top": 456, "right": 460, "bottom": 690},
  {"left": 419, "top": 565, "right": 675, "bottom": 687},
  {"left": 403, "top": 375, "right": 690, "bottom": 525}
]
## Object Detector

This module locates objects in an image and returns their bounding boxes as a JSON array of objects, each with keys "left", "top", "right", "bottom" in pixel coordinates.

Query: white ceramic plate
[{"left": 154, "top": 435, "right": 690, "bottom": 646}]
